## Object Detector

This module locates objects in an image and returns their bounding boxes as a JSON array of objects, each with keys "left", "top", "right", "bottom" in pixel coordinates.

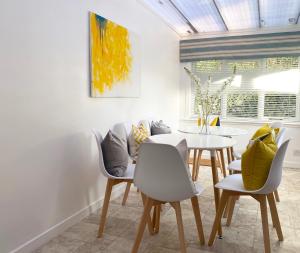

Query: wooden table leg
[
  {"left": 226, "top": 147, "right": 232, "bottom": 175},
  {"left": 192, "top": 149, "right": 198, "bottom": 181},
  {"left": 194, "top": 150, "right": 202, "bottom": 181},
  {"left": 210, "top": 149, "right": 222, "bottom": 237}
]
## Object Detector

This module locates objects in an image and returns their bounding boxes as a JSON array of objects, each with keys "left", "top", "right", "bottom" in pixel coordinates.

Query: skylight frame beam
[
  {"left": 257, "top": 0, "right": 262, "bottom": 28},
  {"left": 296, "top": 11, "right": 300, "bottom": 24},
  {"left": 168, "top": 0, "right": 198, "bottom": 33},
  {"left": 212, "top": 0, "right": 229, "bottom": 31}
]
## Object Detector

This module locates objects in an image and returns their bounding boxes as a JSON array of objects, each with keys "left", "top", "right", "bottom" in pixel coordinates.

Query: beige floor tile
[{"left": 34, "top": 168, "right": 300, "bottom": 253}]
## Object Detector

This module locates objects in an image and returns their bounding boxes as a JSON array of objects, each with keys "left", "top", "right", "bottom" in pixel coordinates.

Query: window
[{"left": 189, "top": 57, "right": 300, "bottom": 121}]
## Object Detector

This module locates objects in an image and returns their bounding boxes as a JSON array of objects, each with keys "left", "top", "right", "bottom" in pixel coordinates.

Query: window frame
[{"left": 182, "top": 58, "right": 300, "bottom": 123}]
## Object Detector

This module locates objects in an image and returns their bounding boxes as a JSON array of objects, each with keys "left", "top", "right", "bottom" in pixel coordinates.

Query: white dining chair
[
  {"left": 228, "top": 127, "right": 286, "bottom": 200},
  {"left": 233, "top": 122, "right": 283, "bottom": 160},
  {"left": 208, "top": 139, "right": 290, "bottom": 253},
  {"left": 92, "top": 129, "right": 136, "bottom": 237},
  {"left": 131, "top": 141, "right": 205, "bottom": 253}
]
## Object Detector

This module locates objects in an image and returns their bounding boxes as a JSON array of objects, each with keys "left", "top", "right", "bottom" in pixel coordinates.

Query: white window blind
[{"left": 190, "top": 57, "right": 300, "bottom": 121}]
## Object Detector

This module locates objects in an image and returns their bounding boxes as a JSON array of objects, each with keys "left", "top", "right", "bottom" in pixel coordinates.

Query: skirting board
[
  {"left": 284, "top": 161, "right": 300, "bottom": 169},
  {"left": 8, "top": 184, "right": 127, "bottom": 253}
]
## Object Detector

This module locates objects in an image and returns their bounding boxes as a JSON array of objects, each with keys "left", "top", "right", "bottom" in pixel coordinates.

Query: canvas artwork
[{"left": 90, "top": 12, "right": 140, "bottom": 97}]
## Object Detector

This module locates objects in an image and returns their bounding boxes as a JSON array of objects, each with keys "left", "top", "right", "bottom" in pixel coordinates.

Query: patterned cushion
[
  {"left": 128, "top": 124, "right": 150, "bottom": 160},
  {"left": 133, "top": 124, "right": 149, "bottom": 144}
]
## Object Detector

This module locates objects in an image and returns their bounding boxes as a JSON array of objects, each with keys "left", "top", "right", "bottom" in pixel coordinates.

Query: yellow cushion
[
  {"left": 210, "top": 116, "right": 220, "bottom": 126},
  {"left": 242, "top": 133, "right": 277, "bottom": 191},
  {"left": 197, "top": 117, "right": 205, "bottom": 126},
  {"left": 251, "top": 123, "right": 279, "bottom": 139},
  {"left": 197, "top": 117, "right": 220, "bottom": 126},
  {"left": 132, "top": 124, "right": 149, "bottom": 145}
]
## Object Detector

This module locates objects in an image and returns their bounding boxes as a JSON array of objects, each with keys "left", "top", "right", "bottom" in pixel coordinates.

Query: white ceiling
[{"left": 141, "top": 0, "right": 300, "bottom": 36}]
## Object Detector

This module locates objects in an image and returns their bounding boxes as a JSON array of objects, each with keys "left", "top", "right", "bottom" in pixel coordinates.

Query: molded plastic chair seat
[
  {"left": 233, "top": 151, "right": 242, "bottom": 160},
  {"left": 194, "top": 181, "right": 204, "bottom": 196},
  {"left": 122, "top": 163, "right": 135, "bottom": 179},
  {"left": 228, "top": 159, "right": 241, "bottom": 172},
  {"left": 215, "top": 174, "right": 257, "bottom": 193}
]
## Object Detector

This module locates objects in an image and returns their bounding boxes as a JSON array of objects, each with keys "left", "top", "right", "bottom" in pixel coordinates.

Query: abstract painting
[{"left": 90, "top": 12, "right": 140, "bottom": 97}]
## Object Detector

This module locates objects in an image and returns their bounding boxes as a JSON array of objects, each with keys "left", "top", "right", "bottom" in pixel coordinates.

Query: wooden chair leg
[
  {"left": 259, "top": 195, "right": 271, "bottom": 253},
  {"left": 230, "top": 147, "right": 235, "bottom": 161},
  {"left": 208, "top": 190, "right": 230, "bottom": 246},
  {"left": 274, "top": 190, "right": 280, "bottom": 202},
  {"left": 219, "top": 149, "right": 227, "bottom": 177},
  {"left": 226, "top": 196, "right": 237, "bottom": 226},
  {"left": 98, "top": 179, "right": 114, "bottom": 238},
  {"left": 122, "top": 182, "right": 132, "bottom": 206},
  {"left": 154, "top": 205, "right": 161, "bottom": 234},
  {"left": 226, "top": 147, "right": 232, "bottom": 164},
  {"left": 216, "top": 151, "right": 223, "bottom": 175},
  {"left": 132, "top": 197, "right": 154, "bottom": 253},
  {"left": 191, "top": 196, "right": 205, "bottom": 245},
  {"left": 171, "top": 202, "right": 187, "bottom": 253},
  {"left": 267, "top": 193, "right": 284, "bottom": 241},
  {"left": 223, "top": 200, "right": 229, "bottom": 218},
  {"left": 141, "top": 193, "right": 155, "bottom": 235},
  {"left": 194, "top": 150, "right": 202, "bottom": 181}
]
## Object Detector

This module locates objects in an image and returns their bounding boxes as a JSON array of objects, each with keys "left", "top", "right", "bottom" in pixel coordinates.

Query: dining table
[
  {"left": 149, "top": 132, "right": 237, "bottom": 237},
  {"left": 178, "top": 125, "right": 248, "bottom": 169}
]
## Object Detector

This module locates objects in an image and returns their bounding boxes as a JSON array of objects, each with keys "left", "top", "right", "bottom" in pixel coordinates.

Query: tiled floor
[{"left": 35, "top": 167, "right": 300, "bottom": 253}]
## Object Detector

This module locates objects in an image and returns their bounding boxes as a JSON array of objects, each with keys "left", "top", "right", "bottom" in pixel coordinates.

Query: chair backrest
[
  {"left": 270, "top": 121, "right": 283, "bottom": 129},
  {"left": 91, "top": 129, "right": 113, "bottom": 179},
  {"left": 134, "top": 141, "right": 198, "bottom": 202},
  {"left": 110, "top": 123, "right": 128, "bottom": 141},
  {"left": 257, "top": 139, "right": 290, "bottom": 194},
  {"left": 275, "top": 127, "right": 286, "bottom": 147}
]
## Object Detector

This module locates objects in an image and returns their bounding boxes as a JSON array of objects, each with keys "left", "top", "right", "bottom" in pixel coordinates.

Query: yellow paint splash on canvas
[{"left": 90, "top": 13, "right": 132, "bottom": 95}]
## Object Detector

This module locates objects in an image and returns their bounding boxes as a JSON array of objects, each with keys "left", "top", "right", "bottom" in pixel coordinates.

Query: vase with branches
[{"left": 184, "top": 65, "right": 237, "bottom": 134}]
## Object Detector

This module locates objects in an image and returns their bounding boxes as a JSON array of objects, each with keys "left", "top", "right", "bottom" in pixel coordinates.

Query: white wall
[{"left": 0, "top": 1, "right": 180, "bottom": 252}]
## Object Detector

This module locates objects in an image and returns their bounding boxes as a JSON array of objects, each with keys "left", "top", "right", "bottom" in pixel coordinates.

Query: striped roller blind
[{"left": 180, "top": 31, "right": 300, "bottom": 62}]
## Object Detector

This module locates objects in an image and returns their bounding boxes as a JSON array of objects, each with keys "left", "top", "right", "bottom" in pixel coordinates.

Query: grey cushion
[
  {"left": 151, "top": 120, "right": 172, "bottom": 135},
  {"left": 101, "top": 130, "right": 128, "bottom": 177}
]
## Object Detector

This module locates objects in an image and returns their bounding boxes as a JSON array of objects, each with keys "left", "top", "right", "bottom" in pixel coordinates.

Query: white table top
[
  {"left": 178, "top": 126, "right": 248, "bottom": 137},
  {"left": 149, "top": 133, "right": 236, "bottom": 150}
]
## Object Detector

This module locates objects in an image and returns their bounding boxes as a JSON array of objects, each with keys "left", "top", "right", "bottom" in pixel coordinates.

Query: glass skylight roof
[
  {"left": 172, "top": 0, "right": 226, "bottom": 32},
  {"left": 141, "top": 0, "right": 300, "bottom": 36},
  {"left": 260, "top": 0, "right": 300, "bottom": 27},
  {"left": 142, "top": 0, "right": 191, "bottom": 35},
  {"left": 216, "top": 0, "right": 259, "bottom": 30}
]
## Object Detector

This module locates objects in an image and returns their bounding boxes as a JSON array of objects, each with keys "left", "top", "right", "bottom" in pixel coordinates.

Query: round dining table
[
  {"left": 178, "top": 125, "right": 248, "bottom": 137},
  {"left": 149, "top": 133, "right": 236, "bottom": 236},
  {"left": 179, "top": 125, "right": 247, "bottom": 165}
]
